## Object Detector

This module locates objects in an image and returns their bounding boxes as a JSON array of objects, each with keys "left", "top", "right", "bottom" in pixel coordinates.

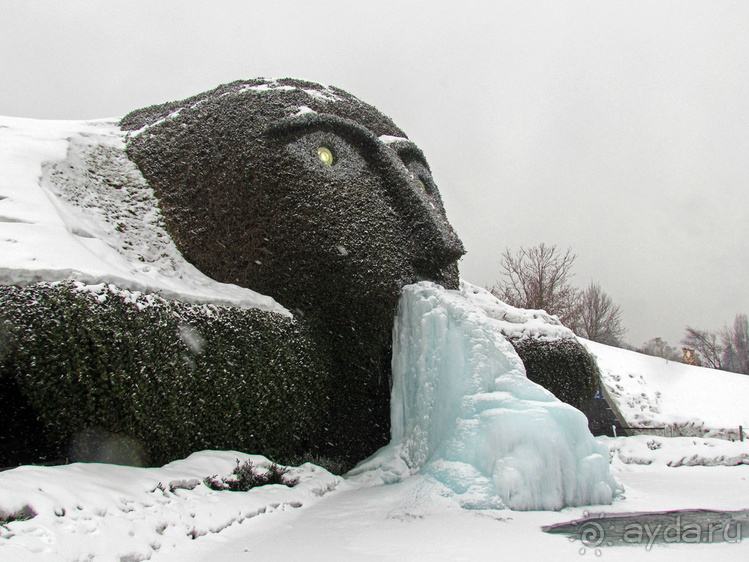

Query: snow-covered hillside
[{"left": 582, "top": 339, "right": 749, "bottom": 439}]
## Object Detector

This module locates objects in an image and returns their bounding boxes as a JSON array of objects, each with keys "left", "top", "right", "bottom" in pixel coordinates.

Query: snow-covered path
[
  {"left": 156, "top": 476, "right": 569, "bottom": 562},
  {"left": 157, "top": 464, "right": 749, "bottom": 562},
  {"left": 3, "top": 442, "right": 749, "bottom": 560}
]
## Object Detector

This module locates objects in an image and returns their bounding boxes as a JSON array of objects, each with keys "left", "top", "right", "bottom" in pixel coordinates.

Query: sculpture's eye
[
  {"left": 402, "top": 157, "right": 435, "bottom": 196},
  {"left": 317, "top": 146, "right": 335, "bottom": 166},
  {"left": 283, "top": 130, "right": 365, "bottom": 177}
]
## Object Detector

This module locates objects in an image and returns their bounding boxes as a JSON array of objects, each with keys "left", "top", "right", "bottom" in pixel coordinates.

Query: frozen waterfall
[{"left": 350, "top": 281, "right": 618, "bottom": 511}]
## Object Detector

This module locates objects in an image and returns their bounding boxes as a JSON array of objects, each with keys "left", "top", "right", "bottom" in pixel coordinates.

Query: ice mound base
[{"left": 350, "top": 282, "right": 617, "bottom": 511}]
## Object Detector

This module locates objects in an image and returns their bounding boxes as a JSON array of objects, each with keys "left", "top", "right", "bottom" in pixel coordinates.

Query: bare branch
[
  {"left": 720, "top": 314, "right": 749, "bottom": 375},
  {"left": 681, "top": 326, "right": 723, "bottom": 369},
  {"left": 572, "top": 282, "right": 626, "bottom": 345},
  {"left": 492, "top": 243, "right": 579, "bottom": 324}
]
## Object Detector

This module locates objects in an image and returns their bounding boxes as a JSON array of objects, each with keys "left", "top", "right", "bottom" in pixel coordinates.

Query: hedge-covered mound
[
  {"left": 509, "top": 337, "right": 601, "bottom": 411},
  {"left": 0, "top": 282, "right": 345, "bottom": 468},
  {"left": 0, "top": 73, "right": 608, "bottom": 470}
]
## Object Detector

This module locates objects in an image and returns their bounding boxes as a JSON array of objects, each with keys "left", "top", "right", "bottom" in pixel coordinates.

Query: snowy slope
[
  {"left": 581, "top": 339, "right": 749, "bottom": 438},
  {"left": 0, "top": 115, "right": 287, "bottom": 315}
]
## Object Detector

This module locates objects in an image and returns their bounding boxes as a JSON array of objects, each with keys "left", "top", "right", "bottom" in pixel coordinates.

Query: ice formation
[{"left": 351, "top": 281, "right": 617, "bottom": 511}]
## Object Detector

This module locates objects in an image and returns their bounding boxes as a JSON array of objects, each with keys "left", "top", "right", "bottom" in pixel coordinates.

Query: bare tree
[
  {"left": 639, "top": 337, "right": 681, "bottom": 361},
  {"left": 571, "top": 282, "right": 626, "bottom": 345},
  {"left": 681, "top": 314, "right": 748, "bottom": 374},
  {"left": 681, "top": 327, "right": 723, "bottom": 369},
  {"left": 721, "top": 314, "right": 749, "bottom": 375},
  {"left": 491, "top": 244, "right": 579, "bottom": 324}
]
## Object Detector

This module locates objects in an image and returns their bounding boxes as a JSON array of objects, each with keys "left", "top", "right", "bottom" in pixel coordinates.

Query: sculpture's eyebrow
[
  {"left": 265, "top": 114, "right": 431, "bottom": 172},
  {"left": 377, "top": 136, "right": 431, "bottom": 172}
]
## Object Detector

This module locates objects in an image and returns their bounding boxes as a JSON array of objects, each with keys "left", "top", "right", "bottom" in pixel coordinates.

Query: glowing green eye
[
  {"left": 418, "top": 179, "right": 427, "bottom": 190},
  {"left": 317, "top": 146, "right": 334, "bottom": 166}
]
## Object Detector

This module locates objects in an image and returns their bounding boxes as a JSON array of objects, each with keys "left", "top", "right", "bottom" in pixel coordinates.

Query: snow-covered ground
[
  {"left": 583, "top": 339, "right": 749, "bottom": 439},
  {"left": 2, "top": 438, "right": 749, "bottom": 561},
  {"left": 0, "top": 452, "right": 341, "bottom": 561}
]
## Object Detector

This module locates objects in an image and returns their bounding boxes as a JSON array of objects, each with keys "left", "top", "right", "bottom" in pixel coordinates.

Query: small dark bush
[
  {"left": 286, "top": 452, "right": 350, "bottom": 476},
  {"left": 510, "top": 337, "right": 601, "bottom": 411},
  {"left": 0, "top": 505, "right": 37, "bottom": 528},
  {"left": 203, "top": 459, "right": 297, "bottom": 491}
]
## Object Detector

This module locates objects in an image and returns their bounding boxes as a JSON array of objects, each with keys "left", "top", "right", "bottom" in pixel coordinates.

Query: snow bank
[
  {"left": 0, "top": 115, "right": 287, "bottom": 315},
  {"left": 0, "top": 451, "right": 340, "bottom": 561},
  {"left": 601, "top": 435, "right": 749, "bottom": 467},
  {"left": 350, "top": 282, "right": 617, "bottom": 511},
  {"left": 459, "top": 280, "right": 574, "bottom": 341},
  {"left": 581, "top": 339, "right": 749, "bottom": 437}
]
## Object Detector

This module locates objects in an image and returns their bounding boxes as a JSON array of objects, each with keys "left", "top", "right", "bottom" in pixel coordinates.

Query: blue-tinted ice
[{"left": 350, "top": 282, "right": 618, "bottom": 511}]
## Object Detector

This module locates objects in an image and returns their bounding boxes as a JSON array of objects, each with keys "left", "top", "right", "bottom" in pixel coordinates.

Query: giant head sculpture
[
  {"left": 119, "top": 80, "right": 467, "bottom": 466},
  {"left": 121, "top": 78, "right": 464, "bottom": 321}
]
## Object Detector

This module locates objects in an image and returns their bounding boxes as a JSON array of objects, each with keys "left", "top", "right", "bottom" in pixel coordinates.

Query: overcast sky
[{"left": 2, "top": 0, "right": 747, "bottom": 347}]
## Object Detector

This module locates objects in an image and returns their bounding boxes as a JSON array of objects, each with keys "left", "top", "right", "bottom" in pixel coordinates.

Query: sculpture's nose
[
  {"left": 374, "top": 135, "right": 465, "bottom": 275},
  {"left": 406, "top": 179, "right": 465, "bottom": 275}
]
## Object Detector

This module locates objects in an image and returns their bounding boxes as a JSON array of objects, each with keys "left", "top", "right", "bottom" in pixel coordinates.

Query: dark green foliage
[
  {"left": 0, "top": 282, "right": 339, "bottom": 468},
  {"left": 0, "top": 505, "right": 36, "bottom": 528},
  {"left": 203, "top": 459, "right": 297, "bottom": 491},
  {"left": 510, "top": 337, "right": 601, "bottom": 411},
  {"left": 263, "top": 461, "right": 297, "bottom": 486}
]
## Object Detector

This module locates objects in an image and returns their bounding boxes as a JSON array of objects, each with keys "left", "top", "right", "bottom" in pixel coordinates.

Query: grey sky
[{"left": 2, "top": 0, "right": 747, "bottom": 347}]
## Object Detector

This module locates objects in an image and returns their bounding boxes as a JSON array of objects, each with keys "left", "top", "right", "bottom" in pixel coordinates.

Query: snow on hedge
[
  {"left": 0, "top": 115, "right": 287, "bottom": 315},
  {"left": 459, "top": 281, "right": 574, "bottom": 341}
]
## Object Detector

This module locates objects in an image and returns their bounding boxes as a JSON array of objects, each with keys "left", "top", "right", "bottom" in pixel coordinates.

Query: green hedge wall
[
  {"left": 510, "top": 337, "right": 601, "bottom": 411},
  {"left": 0, "top": 282, "right": 342, "bottom": 469}
]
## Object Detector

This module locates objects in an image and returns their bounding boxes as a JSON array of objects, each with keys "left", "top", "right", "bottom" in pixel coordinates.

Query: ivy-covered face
[{"left": 121, "top": 78, "right": 465, "bottom": 320}]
